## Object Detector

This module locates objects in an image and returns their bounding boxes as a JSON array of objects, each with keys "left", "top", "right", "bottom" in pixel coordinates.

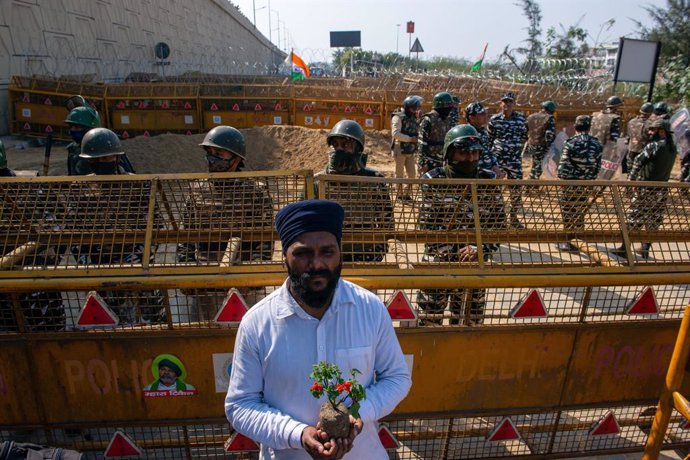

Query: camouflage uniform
[
  {"left": 391, "top": 108, "right": 418, "bottom": 197},
  {"left": 488, "top": 110, "right": 527, "bottom": 222},
  {"left": 590, "top": 109, "right": 621, "bottom": 146},
  {"left": 475, "top": 125, "right": 499, "bottom": 176},
  {"left": 525, "top": 111, "right": 556, "bottom": 179},
  {"left": 417, "top": 167, "right": 505, "bottom": 325},
  {"left": 418, "top": 110, "right": 454, "bottom": 173},
  {"left": 624, "top": 113, "right": 651, "bottom": 173},
  {"left": 557, "top": 133, "right": 603, "bottom": 235},
  {"left": 316, "top": 163, "right": 393, "bottom": 263},
  {"left": 626, "top": 136, "right": 678, "bottom": 234},
  {"left": 67, "top": 143, "right": 93, "bottom": 175}
]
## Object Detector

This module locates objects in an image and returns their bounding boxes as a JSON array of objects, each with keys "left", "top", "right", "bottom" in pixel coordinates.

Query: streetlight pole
[
  {"left": 396, "top": 24, "right": 400, "bottom": 54},
  {"left": 252, "top": 0, "right": 256, "bottom": 26},
  {"left": 268, "top": 0, "right": 272, "bottom": 43}
]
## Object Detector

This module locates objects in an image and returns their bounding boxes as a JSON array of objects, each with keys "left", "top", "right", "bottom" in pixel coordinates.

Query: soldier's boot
[
  {"left": 610, "top": 244, "right": 627, "bottom": 259},
  {"left": 635, "top": 243, "right": 652, "bottom": 259}
]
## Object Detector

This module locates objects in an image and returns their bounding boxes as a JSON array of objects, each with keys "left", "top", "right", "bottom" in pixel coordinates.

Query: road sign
[
  {"left": 626, "top": 287, "right": 659, "bottom": 315},
  {"left": 214, "top": 289, "right": 249, "bottom": 325},
  {"left": 104, "top": 430, "right": 142, "bottom": 458},
  {"left": 406, "top": 21, "right": 414, "bottom": 34},
  {"left": 589, "top": 410, "right": 620, "bottom": 436},
  {"left": 386, "top": 290, "right": 416, "bottom": 321},
  {"left": 378, "top": 424, "right": 400, "bottom": 449},
  {"left": 487, "top": 417, "right": 520, "bottom": 441},
  {"left": 77, "top": 291, "right": 118, "bottom": 327},
  {"left": 410, "top": 38, "right": 424, "bottom": 53},
  {"left": 510, "top": 289, "right": 548, "bottom": 318}
]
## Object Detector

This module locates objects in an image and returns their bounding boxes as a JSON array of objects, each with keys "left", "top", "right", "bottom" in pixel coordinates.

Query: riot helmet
[
  {"left": 640, "top": 102, "right": 654, "bottom": 114},
  {"left": 79, "top": 128, "right": 124, "bottom": 158},
  {"left": 653, "top": 101, "right": 669, "bottom": 115},
  {"left": 327, "top": 120, "right": 365, "bottom": 153},
  {"left": 64, "top": 106, "right": 100, "bottom": 129},
  {"left": 402, "top": 95, "right": 423, "bottom": 111},
  {"left": 542, "top": 100, "right": 557, "bottom": 113},
  {"left": 199, "top": 126, "right": 246, "bottom": 159},
  {"left": 443, "top": 124, "right": 482, "bottom": 161},
  {"left": 606, "top": 96, "right": 623, "bottom": 108},
  {"left": 432, "top": 92, "right": 455, "bottom": 109}
]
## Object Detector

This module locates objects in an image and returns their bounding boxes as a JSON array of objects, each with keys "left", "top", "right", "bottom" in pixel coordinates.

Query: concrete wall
[{"left": 0, "top": 0, "right": 284, "bottom": 134}]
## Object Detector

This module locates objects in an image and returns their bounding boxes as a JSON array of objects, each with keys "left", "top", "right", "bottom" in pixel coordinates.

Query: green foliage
[
  {"left": 637, "top": 0, "right": 690, "bottom": 103},
  {"left": 309, "top": 361, "right": 366, "bottom": 419},
  {"left": 514, "top": 0, "right": 543, "bottom": 74},
  {"left": 544, "top": 24, "right": 590, "bottom": 59}
]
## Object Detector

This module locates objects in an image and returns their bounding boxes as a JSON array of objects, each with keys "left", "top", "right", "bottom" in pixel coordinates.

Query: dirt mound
[{"left": 4, "top": 125, "right": 396, "bottom": 176}]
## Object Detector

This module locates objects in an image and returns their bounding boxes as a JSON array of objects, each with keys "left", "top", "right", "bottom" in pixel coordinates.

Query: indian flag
[
  {"left": 470, "top": 43, "right": 488, "bottom": 72},
  {"left": 291, "top": 51, "right": 310, "bottom": 81}
]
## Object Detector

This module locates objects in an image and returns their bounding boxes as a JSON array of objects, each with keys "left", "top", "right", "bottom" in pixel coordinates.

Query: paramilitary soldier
[
  {"left": 316, "top": 119, "right": 393, "bottom": 263},
  {"left": 418, "top": 91, "right": 457, "bottom": 175},
  {"left": 525, "top": 100, "right": 557, "bottom": 179},
  {"left": 556, "top": 115, "right": 603, "bottom": 252},
  {"left": 177, "top": 126, "right": 274, "bottom": 319},
  {"left": 488, "top": 91, "right": 528, "bottom": 227},
  {"left": 590, "top": 95, "right": 623, "bottom": 146},
  {"left": 391, "top": 95, "right": 422, "bottom": 200},
  {"left": 623, "top": 102, "right": 653, "bottom": 174},
  {"left": 611, "top": 118, "right": 678, "bottom": 260},
  {"left": 65, "top": 128, "right": 165, "bottom": 323},
  {"left": 417, "top": 124, "right": 506, "bottom": 325},
  {"left": 465, "top": 102, "right": 506, "bottom": 178}
]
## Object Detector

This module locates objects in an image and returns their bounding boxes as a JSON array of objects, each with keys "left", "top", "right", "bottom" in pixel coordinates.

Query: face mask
[
  {"left": 447, "top": 160, "right": 479, "bottom": 178},
  {"left": 206, "top": 154, "right": 235, "bottom": 172},
  {"left": 327, "top": 149, "right": 362, "bottom": 174},
  {"left": 91, "top": 160, "right": 118, "bottom": 175},
  {"left": 436, "top": 107, "right": 452, "bottom": 119},
  {"left": 70, "top": 131, "right": 85, "bottom": 144}
]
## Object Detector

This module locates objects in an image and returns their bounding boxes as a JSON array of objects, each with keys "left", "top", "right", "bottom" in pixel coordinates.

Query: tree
[
  {"left": 544, "top": 23, "right": 589, "bottom": 60},
  {"left": 637, "top": 0, "right": 690, "bottom": 102},
  {"left": 514, "top": 0, "right": 543, "bottom": 75}
]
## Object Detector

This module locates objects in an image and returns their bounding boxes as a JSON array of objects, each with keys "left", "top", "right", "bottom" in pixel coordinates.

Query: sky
[{"left": 231, "top": 0, "right": 655, "bottom": 63}]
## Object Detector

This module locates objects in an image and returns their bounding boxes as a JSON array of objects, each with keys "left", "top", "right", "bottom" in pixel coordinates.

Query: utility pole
[
  {"left": 268, "top": 0, "right": 272, "bottom": 43},
  {"left": 252, "top": 0, "right": 256, "bottom": 26},
  {"left": 396, "top": 24, "right": 400, "bottom": 54}
]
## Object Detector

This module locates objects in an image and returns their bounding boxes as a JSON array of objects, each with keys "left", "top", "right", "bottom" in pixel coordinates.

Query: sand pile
[{"left": 5, "top": 125, "right": 396, "bottom": 176}]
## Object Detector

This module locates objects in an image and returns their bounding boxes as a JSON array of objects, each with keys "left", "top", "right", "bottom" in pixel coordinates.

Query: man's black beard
[{"left": 287, "top": 262, "right": 341, "bottom": 310}]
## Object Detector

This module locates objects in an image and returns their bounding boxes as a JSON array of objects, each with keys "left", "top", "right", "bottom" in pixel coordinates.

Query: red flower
[
  {"left": 311, "top": 382, "right": 324, "bottom": 393},
  {"left": 336, "top": 381, "right": 353, "bottom": 393}
]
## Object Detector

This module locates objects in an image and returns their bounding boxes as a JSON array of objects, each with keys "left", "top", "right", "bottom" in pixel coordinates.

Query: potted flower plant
[{"left": 309, "top": 361, "right": 366, "bottom": 438}]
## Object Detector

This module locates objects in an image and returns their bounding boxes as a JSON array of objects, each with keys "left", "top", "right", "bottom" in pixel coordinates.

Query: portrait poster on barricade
[{"left": 143, "top": 353, "right": 198, "bottom": 398}]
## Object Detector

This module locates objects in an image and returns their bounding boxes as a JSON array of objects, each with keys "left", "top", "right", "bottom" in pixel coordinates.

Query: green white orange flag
[
  {"left": 470, "top": 43, "right": 488, "bottom": 72},
  {"left": 291, "top": 51, "right": 310, "bottom": 81}
]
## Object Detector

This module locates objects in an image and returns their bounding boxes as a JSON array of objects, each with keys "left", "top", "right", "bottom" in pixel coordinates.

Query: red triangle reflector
[
  {"left": 626, "top": 287, "right": 658, "bottom": 315},
  {"left": 116, "top": 101, "right": 125, "bottom": 109},
  {"left": 510, "top": 289, "right": 548, "bottom": 318},
  {"left": 184, "top": 101, "right": 192, "bottom": 109},
  {"left": 589, "top": 410, "right": 620, "bottom": 436},
  {"left": 45, "top": 125, "right": 53, "bottom": 133},
  {"left": 224, "top": 432, "right": 260, "bottom": 452},
  {"left": 161, "top": 101, "right": 169, "bottom": 109},
  {"left": 23, "top": 95, "right": 30, "bottom": 102},
  {"left": 344, "top": 106, "right": 352, "bottom": 113},
  {"left": 214, "top": 289, "right": 249, "bottom": 324},
  {"left": 77, "top": 291, "right": 119, "bottom": 327},
  {"left": 332, "top": 105, "right": 339, "bottom": 112},
  {"left": 186, "top": 130, "right": 193, "bottom": 136},
  {"left": 121, "top": 131, "right": 130, "bottom": 139},
  {"left": 487, "top": 417, "right": 520, "bottom": 442},
  {"left": 138, "top": 101, "right": 145, "bottom": 109},
  {"left": 378, "top": 424, "right": 400, "bottom": 449},
  {"left": 364, "top": 106, "right": 373, "bottom": 114},
  {"left": 44, "top": 97, "right": 52, "bottom": 105},
  {"left": 23, "top": 122, "right": 31, "bottom": 130},
  {"left": 274, "top": 103, "right": 282, "bottom": 111},
  {"left": 386, "top": 290, "right": 417, "bottom": 321},
  {"left": 104, "top": 430, "right": 142, "bottom": 457},
  {"left": 210, "top": 103, "right": 219, "bottom": 111},
  {"left": 254, "top": 103, "right": 262, "bottom": 111},
  {"left": 143, "top": 130, "right": 150, "bottom": 137},
  {"left": 679, "top": 418, "right": 690, "bottom": 430},
  {"left": 231, "top": 103, "right": 239, "bottom": 111}
]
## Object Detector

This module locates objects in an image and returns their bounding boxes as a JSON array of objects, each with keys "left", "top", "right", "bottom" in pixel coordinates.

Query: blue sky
[{"left": 232, "top": 0, "right": 654, "bottom": 62}]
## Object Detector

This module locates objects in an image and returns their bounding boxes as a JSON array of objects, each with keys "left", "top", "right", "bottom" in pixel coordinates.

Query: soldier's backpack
[{"left": 0, "top": 441, "right": 82, "bottom": 460}]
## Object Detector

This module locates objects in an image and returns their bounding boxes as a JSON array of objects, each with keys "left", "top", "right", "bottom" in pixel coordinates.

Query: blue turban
[{"left": 275, "top": 200, "right": 345, "bottom": 252}]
